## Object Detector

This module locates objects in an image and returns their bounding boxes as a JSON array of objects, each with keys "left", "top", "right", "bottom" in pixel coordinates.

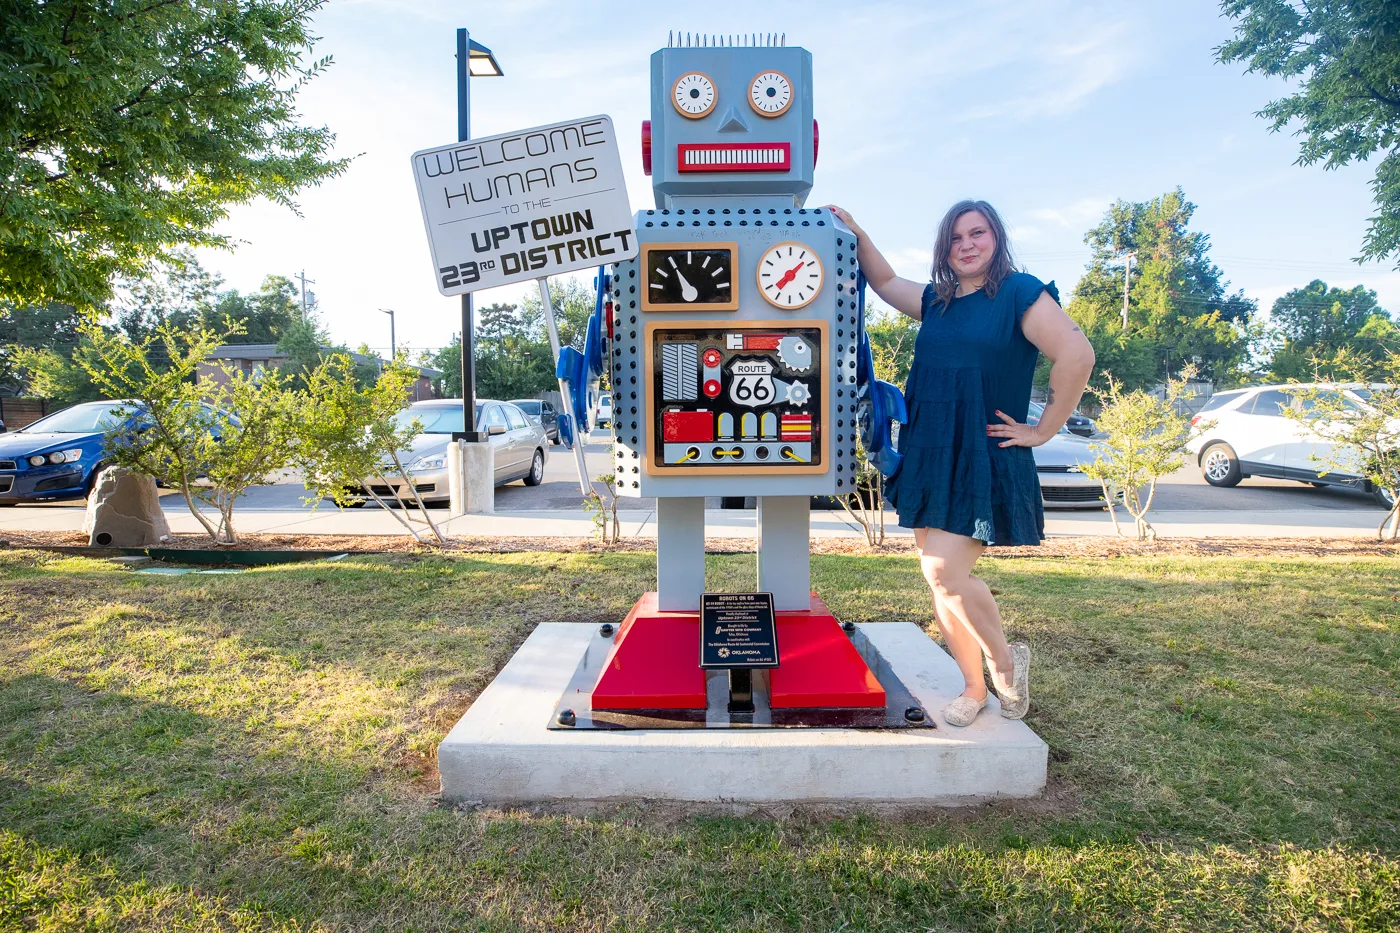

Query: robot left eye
[{"left": 748, "top": 71, "right": 793, "bottom": 117}]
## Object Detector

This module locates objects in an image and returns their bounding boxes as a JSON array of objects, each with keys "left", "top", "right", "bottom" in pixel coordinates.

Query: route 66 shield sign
[{"left": 727, "top": 357, "right": 776, "bottom": 408}]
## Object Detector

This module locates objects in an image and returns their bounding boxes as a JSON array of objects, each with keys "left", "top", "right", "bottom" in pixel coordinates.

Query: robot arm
[
  {"left": 558, "top": 266, "right": 611, "bottom": 441},
  {"left": 854, "top": 270, "right": 908, "bottom": 478}
]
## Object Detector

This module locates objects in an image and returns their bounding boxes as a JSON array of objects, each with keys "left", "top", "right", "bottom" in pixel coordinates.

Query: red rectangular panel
[
  {"left": 677, "top": 142, "right": 792, "bottom": 173},
  {"left": 592, "top": 593, "right": 707, "bottom": 710},
  {"left": 662, "top": 410, "right": 714, "bottom": 443},
  {"left": 768, "top": 596, "right": 886, "bottom": 709},
  {"left": 743, "top": 334, "right": 784, "bottom": 350}
]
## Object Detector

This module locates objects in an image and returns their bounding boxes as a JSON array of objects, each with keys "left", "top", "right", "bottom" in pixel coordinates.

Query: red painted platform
[
  {"left": 769, "top": 595, "right": 885, "bottom": 709},
  {"left": 590, "top": 593, "right": 885, "bottom": 711},
  {"left": 591, "top": 593, "right": 708, "bottom": 710}
]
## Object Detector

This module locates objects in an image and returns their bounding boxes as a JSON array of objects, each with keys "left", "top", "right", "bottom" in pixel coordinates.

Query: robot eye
[
  {"left": 748, "top": 71, "right": 793, "bottom": 117},
  {"left": 672, "top": 72, "right": 717, "bottom": 119}
]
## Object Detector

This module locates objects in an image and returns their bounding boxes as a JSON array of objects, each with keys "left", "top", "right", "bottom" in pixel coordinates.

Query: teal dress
[{"left": 886, "top": 272, "right": 1058, "bottom": 546}]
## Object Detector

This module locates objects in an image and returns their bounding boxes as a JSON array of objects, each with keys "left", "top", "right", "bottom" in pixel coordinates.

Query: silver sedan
[
  {"left": 353, "top": 399, "right": 548, "bottom": 504},
  {"left": 1033, "top": 428, "right": 1106, "bottom": 509}
]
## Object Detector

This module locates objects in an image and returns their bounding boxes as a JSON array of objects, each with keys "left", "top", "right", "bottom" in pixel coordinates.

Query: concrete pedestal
[
  {"left": 438, "top": 622, "right": 1048, "bottom": 807},
  {"left": 447, "top": 440, "right": 494, "bottom": 516}
]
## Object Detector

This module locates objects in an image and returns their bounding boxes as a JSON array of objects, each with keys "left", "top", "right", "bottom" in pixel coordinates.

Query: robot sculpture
[{"left": 558, "top": 34, "right": 910, "bottom": 726}]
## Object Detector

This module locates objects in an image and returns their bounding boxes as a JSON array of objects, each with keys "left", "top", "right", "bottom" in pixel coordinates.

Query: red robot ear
[
  {"left": 642, "top": 120, "right": 652, "bottom": 175},
  {"left": 813, "top": 119, "right": 819, "bottom": 168}
]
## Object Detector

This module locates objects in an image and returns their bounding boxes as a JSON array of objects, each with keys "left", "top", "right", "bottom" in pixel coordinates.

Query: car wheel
[
  {"left": 1201, "top": 443, "right": 1243, "bottom": 487},
  {"left": 1374, "top": 486, "right": 1397, "bottom": 509},
  {"left": 523, "top": 449, "right": 545, "bottom": 486},
  {"left": 84, "top": 464, "right": 111, "bottom": 502}
]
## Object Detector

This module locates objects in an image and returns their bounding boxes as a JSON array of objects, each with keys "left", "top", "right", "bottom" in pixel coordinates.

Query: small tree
[
  {"left": 1281, "top": 364, "right": 1400, "bottom": 541},
  {"left": 297, "top": 353, "right": 446, "bottom": 546},
  {"left": 78, "top": 320, "right": 298, "bottom": 545},
  {"left": 1080, "top": 375, "right": 1199, "bottom": 541}
]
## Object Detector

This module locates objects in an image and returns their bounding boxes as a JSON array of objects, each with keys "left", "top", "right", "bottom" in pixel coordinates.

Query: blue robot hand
[
  {"left": 560, "top": 266, "right": 612, "bottom": 435},
  {"left": 854, "top": 271, "right": 908, "bottom": 478}
]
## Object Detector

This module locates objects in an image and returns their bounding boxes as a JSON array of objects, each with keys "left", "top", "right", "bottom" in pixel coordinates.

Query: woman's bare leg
[
  {"left": 916, "top": 528, "right": 1016, "bottom": 697},
  {"left": 914, "top": 529, "right": 988, "bottom": 699}
]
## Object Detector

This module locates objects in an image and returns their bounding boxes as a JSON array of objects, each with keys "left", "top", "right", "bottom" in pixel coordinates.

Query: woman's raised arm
[{"left": 824, "top": 206, "right": 926, "bottom": 320}]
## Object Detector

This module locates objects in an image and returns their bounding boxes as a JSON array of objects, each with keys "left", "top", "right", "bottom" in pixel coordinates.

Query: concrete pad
[{"left": 438, "top": 622, "right": 1048, "bottom": 807}]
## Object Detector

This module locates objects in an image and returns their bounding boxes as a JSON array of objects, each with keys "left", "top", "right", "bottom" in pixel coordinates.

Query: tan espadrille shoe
[
  {"left": 942, "top": 693, "right": 988, "bottom": 727},
  {"left": 994, "top": 642, "right": 1031, "bottom": 720}
]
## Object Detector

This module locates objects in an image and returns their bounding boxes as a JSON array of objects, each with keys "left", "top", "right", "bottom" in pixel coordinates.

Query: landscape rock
[{"left": 83, "top": 468, "right": 170, "bottom": 547}]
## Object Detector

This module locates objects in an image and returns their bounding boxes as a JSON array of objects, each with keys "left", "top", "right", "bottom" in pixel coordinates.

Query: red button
[
  {"left": 703, "top": 379, "right": 721, "bottom": 398},
  {"left": 702, "top": 348, "right": 722, "bottom": 367}
]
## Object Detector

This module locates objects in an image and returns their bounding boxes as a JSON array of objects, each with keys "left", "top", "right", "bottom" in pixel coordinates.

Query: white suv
[{"left": 1187, "top": 384, "right": 1395, "bottom": 507}]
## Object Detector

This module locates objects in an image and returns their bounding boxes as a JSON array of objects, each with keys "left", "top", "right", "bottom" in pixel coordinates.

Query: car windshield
[
  {"left": 1198, "top": 390, "right": 1246, "bottom": 413},
  {"left": 393, "top": 405, "right": 475, "bottom": 434},
  {"left": 514, "top": 401, "right": 541, "bottom": 415},
  {"left": 19, "top": 402, "right": 136, "bottom": 434}
]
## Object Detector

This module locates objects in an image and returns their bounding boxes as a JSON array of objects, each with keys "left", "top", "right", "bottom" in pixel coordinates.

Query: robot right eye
[{"left": 671, "top": 72, "right": 717, "bottom": 119}]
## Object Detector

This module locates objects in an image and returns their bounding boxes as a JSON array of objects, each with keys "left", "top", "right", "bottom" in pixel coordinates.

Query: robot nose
[{"left": 716, "top": 106, "right": 749, "bottom": 134}]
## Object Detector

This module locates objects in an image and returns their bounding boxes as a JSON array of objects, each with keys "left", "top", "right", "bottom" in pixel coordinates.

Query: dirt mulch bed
[{"left": 1, "top": 528, "right": 1396, "bottom": 559}]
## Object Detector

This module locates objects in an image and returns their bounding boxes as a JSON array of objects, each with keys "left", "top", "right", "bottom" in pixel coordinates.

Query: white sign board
[{"left": 412, "top": 115, "right": 637, "bottom": 295}]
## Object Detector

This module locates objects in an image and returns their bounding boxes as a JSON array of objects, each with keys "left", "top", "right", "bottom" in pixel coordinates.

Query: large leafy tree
[
  {"left": 207, "top": 275, "right": 303, "bottom": 345},
  {"left": 114, "top": 249, "right": 221, "bottom": 343},
  {"left": 0, "top": 0, "right": 349, "bottom": 310},
  {"left": 1217, "top": 1, "right": 1400, "bottom": 265},
  {"left": 1065, "top": 188, "right": 1257, "bottom": 392},
  {"left": 475, "top": 302, "right": 555, "bottom": 401},
  {"left": 1266, "top": 279, "right": 1397, "bottom": 379}
]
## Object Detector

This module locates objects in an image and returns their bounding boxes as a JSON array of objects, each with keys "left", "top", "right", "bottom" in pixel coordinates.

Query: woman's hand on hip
[{"left": 987, "top": 411, "right": 1053, "bottom": 448}]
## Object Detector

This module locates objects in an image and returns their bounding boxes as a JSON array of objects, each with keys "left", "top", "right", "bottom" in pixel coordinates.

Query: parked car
[
  {"left": 1186, "top": 384, "right": 1396, "bottom": 507},
  {"left": 0, "top": 400, "right": 139, "bottom": 505},
  {"left": 594, "top": 392, "right": 613, "bottom": 429},
  {"left": 509, "top": 398, "right": 560, "bottom": 445},
  {"left": 1032, "top": 425, "right": 1106, "bottom": 508},
  {"left": 1026, "top": 400, "right": 1097, "bottom": 437},
  {"left": 344, "top": 399, "right": 549, "bottom": 506}
]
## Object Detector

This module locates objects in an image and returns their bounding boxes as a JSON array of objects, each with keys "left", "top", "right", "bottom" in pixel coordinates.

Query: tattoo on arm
[
  {"left": 1071, "top": 326, "right": 1081, "bottom": 333},
  {"left": 1046, "top": 387, "right": 1056, "bottom": 406}
]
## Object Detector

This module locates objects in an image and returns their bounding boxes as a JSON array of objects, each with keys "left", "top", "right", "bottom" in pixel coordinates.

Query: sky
[{"left": 193, "top": 0, "right": 1400, "bottom": 360}]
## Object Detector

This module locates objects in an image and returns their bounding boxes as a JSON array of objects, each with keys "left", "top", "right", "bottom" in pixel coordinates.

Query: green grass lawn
[{"left": 0, "top": 547, "right": 1397, "bottom": 932}]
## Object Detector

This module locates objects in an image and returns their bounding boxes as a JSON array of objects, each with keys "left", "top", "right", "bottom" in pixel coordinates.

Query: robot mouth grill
[{"left": 677, "top": 142, "right": 791, "bottom": 172}]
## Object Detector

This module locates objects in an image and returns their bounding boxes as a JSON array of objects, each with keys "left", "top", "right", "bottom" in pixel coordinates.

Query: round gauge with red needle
[{"left": 756, "top": 241, "right": 824, "bottom": 309}]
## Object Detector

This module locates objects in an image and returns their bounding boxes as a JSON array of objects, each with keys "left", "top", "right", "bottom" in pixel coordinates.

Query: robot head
[{"left": 644, "top": 40, "right": 815, "bottom": 207}]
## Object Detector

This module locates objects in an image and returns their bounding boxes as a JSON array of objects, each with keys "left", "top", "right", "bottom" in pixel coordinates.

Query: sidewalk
[{"left": 0, "top": 504, "right": 1386, "bottom": 539}]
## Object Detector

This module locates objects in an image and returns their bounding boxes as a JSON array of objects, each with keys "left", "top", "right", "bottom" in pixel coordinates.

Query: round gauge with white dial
[
  {"left": 756, "top": 241, "right": 824, "bottom": 309},
  {"left": 672, "top": 72, "right": 717, "bottom": 119},
  {"left": 748, "top": 71, "right": 793, "bottom": 116}
]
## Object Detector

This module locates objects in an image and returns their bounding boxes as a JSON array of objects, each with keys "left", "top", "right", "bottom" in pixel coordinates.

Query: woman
[{"left": 826, "top": 200, "right": 1095, "bottom": 727}]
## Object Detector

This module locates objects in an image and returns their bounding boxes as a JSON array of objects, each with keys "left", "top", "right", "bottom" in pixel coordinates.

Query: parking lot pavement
[{"left": 4, "top": 445, "right": 1388, "bottom": 528}]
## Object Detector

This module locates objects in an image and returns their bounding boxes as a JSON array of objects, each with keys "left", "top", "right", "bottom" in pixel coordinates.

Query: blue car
[{"left": 0, "top": 400, "right": 143, "bottom": 505}]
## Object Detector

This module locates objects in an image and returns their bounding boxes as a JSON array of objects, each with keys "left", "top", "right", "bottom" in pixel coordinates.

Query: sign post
[
  {"left": 412, "top": 114, "right": 637, "bottom": 494},
  {"left": 537, "top": 278, "right": 591, "bottom": 494}
]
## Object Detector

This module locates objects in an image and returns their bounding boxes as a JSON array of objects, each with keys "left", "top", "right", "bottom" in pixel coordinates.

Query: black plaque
[{"left": 700, "top": 593, "right": 779, "bottom": 669}]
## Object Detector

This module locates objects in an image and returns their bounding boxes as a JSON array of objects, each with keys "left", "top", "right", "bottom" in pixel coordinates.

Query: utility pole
[
  {"left": 1120, "top": 253, "right": 1134, "bottom": 333},
  {"left": 295, "top": 270, "right": 316, "bottom": 322},
  {"left": 379, "top": 308, "right": 396, "bottom": 358}
]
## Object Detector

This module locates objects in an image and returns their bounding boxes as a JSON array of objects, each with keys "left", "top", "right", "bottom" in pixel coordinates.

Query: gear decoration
[
  {"left": 776, "top": 335, "right": 813, "bottom": 373},
  {"left": 782, "top": 379, "right": 811, "bottom": 407}
]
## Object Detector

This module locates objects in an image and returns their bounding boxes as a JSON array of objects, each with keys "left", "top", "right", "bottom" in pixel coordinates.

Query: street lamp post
[{"left": 455, "top": 28, "right": 503, "bottom": 442}]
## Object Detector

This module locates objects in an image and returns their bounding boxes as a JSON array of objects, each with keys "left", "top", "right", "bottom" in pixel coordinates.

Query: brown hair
[{"left": 930, "top": 199, "right": 1017, "bottom": 310}]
